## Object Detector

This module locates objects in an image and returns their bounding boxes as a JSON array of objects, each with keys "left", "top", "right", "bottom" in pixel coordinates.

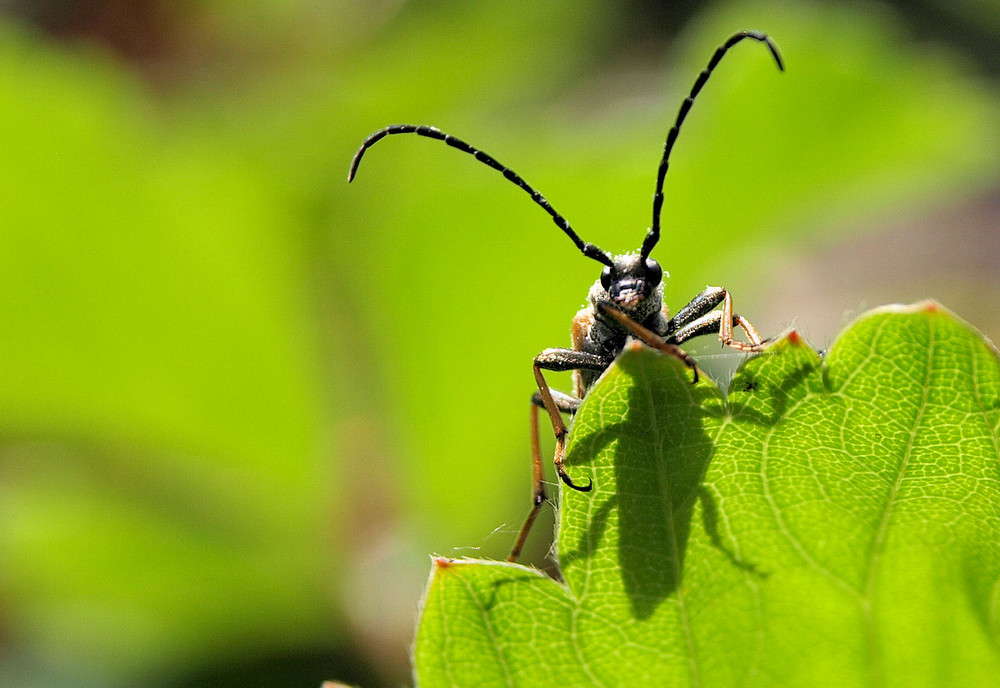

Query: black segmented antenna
[
  {"left": 641, "top": 30, "right": 784, "bottom": 259},
  {"left": 349, "top": 124, "right": 614, "bottom": 268}
]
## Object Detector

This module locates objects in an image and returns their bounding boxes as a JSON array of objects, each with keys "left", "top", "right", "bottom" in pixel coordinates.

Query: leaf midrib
[
  {"left": 859, "top": 314, "right": 936, "bottom": 687},
  {"left": 638, "top": 353, "right": 702, "bottom": 688}
]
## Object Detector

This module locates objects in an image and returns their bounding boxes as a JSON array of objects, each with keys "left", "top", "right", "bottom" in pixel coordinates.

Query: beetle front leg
[
  {"left": 669, "top": 307, "right": 765, "bottom": 351},
  {"left": 667, "top": 286, "right": 726, "bottom": 331},
  {"left": 667, "top": 286, "right": 765, "bottom": 352},
  {"left": 533, "top": 348, "right": 606, "bottom": 491},
  {"left": 597, "top": 303, "right": 699, "bottom": 381},
  {"left": 507, "top": 349, "right": 603, "bottom": 562}
]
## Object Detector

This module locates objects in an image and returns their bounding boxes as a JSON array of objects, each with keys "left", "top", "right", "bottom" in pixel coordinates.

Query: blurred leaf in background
[
  {"left": 0, "top": 1, "right": 999, "bottom": 687},
  {"left": 0, "top": 14, "right": 340, "bottom": 688}
]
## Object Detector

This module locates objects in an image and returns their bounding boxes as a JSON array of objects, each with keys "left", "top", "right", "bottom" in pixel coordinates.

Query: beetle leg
[
  {"left": 507, "top": 350, "right": 601, "bottom": 561},
  {"left": 667, "top": 286, "right": 726, "bottom": 332},
  {"left": 670, "top": 308, "right": 765, "bottom": 350},
  {"left": 508, "top": 393, "right": 580, "bottom": 562},
  {"left": 597, "top": 302, "right": 699, "bottom": 382},
  {"left": 718, "top": 290, "right": 764, "bottom": 350},
  {"left": 533, "top": 349, "right": 605, "bottom": 491},
  {"left": 667, "top": 286, "right": 765, "bottom": 352}
]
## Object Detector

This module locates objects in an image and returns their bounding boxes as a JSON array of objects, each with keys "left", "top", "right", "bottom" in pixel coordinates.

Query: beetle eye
[
  {"left": 645, "top": 259, "right": 663, "bottom": 287},
  {"left": 600, "top": 266, "right": 612, "bottom": 290}
]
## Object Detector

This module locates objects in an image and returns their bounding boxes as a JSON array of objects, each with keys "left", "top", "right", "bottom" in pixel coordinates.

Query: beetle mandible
[{"left": 348, "top": 30, "right": 784, "bottom": 561}]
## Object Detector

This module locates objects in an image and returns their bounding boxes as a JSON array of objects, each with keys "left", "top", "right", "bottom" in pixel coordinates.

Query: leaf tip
[
  {"left": 916, "top": 299, "right": 942, "bottom": 314},
  {"left": 433, "top": 557, "right": 455, "bottom": 571},
  {"left": 864, "top": 299, "right": 947, "bottom": 318},
  {"left": 763, "top": 328, "right": 814, "bottom": 353}
]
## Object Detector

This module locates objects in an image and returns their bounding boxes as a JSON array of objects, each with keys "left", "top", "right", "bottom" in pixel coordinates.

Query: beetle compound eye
[
  {"left": 600, "top": 266, "right": 612, "bottom": 291},
  {"left": 645, "top": 259, "right": 663, "bottom": 287}
]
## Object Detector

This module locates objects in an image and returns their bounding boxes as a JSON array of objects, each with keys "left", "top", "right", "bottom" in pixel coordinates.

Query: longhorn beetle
[{"left": 348, "top": 30, "right": 784, "bottom": 561}]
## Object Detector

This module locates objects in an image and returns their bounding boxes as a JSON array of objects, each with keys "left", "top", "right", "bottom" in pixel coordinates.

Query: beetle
[{"left": 348, "top": 30, "right": 784, "bottom": 561}]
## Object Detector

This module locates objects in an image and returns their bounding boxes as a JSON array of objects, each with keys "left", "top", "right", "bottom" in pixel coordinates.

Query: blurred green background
[{"left": 1, "top": 1, "right": 999, "bottom": 686}]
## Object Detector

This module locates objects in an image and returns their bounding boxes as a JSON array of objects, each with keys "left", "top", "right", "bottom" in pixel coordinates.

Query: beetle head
[{"left": 590, "top": 253, "right": 666, "bottom": 324}]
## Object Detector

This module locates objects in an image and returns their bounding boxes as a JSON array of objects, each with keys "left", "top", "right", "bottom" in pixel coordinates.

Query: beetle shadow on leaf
[
  {"left": 485, "top": 570, "right": 558, "bottom": 610},
  {"left": 727, "top": 357, "right": 820, "bottom": 424},
  {"left": 597, "top": 353, "right": 785, "bottom": 618},
  {"left": 698, "top": 486, "right": 767, "bottom": 579},
  {"left": 559, "top": 351, "right": 786, "bottom": 620},
  {"left": 558, "top": 492, "right": 618, "bottom": 571},
  {"left": 613, "top": 357, "right": 723, "bottom": 620}
]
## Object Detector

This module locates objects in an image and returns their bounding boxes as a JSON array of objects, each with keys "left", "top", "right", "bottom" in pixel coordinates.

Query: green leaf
[
  {"left": 414, "top": 302, "right": 1000, "bottom": 687},
  {"left": 0, "top": 22, "right": 332, "bottom": 681}
]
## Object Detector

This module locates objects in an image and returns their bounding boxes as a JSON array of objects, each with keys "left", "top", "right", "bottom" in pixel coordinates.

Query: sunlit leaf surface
[{"left": 416, "top": 303, "right": 1000, "bottom": 687}]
